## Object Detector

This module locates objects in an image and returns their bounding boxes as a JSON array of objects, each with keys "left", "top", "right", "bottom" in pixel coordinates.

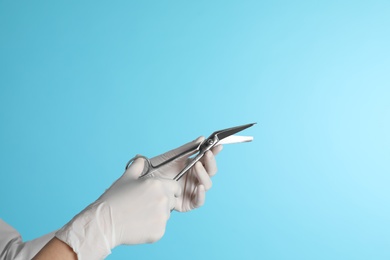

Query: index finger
[{"left": 150, "top": 136, "right": 204, "bottom": 167}]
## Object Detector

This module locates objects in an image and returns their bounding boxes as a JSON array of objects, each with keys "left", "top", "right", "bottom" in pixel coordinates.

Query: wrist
[
  {"left": 55, "top": 201, "right": 112, "bottom": 260},
  {"left": 33, "top": 237, "right": 77, "bottom": 260}
]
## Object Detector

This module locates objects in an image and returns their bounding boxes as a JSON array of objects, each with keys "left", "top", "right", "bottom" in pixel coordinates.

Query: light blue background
[{"left": 1, "top": 1, "right": 389, "bottom": 259}]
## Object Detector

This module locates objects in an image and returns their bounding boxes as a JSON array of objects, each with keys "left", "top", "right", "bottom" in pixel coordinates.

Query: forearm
[
  {"left": 0, "top": 219, "right": 57, "bottom": 260},
  {"left": 33, "top": 238, "right": 77, "bottom": 260}
]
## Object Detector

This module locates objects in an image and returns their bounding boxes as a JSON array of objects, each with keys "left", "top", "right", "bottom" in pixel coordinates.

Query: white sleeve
[{"left": 0, "top": 219, "right": 56, "bottom": 260}]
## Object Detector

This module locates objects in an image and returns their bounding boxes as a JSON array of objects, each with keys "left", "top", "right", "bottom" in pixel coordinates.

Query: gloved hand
[
  {"left": 55, "top": 158, "right": 181, "bottom": 260},
  {"left": 149, "top": 137, "right": 223, "bottom": 212}
]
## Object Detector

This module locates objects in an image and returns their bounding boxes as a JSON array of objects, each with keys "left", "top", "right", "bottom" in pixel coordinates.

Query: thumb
[
  {"left": 150, "top": 136, "right": 205, "bottom": 167},
  {"left": 123, "top": 156, "right": 148, "bottom": 180}
]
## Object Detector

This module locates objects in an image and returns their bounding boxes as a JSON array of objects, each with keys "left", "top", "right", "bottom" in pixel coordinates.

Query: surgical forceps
[{"left": 125, "top": 123, "right": 255, "bottom": 181}]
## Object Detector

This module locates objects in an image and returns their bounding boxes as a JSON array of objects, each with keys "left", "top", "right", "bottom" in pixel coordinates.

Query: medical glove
[
  {"left": 150, "top": 137, "right": 223, "bottom": 212},
  {"left": 55, "top": 158, "right": 181, "bottom": 260}
]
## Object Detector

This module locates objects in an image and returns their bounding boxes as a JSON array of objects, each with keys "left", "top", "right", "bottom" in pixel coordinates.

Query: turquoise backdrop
[{"left": 1, "top": 1, "right": 389, "bottom": 259}]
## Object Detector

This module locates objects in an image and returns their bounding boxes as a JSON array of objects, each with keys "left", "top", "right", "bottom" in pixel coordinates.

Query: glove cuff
[{"left": 55, "top": 201, "right": 112, "bottom": 260}]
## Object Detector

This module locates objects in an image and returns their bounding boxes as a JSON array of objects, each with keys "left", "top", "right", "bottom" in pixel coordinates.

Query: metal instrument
[{"left": 125, "top": 123, "right": 255, "bottom": 181}]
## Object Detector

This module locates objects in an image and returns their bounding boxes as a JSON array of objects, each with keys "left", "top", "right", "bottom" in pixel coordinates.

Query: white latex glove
[
  {"left": 149, "top": 137, "right": 223, "bottom": 212},
  {"left": 55, "top": 158, "right": 181, "bottom": 260}
]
